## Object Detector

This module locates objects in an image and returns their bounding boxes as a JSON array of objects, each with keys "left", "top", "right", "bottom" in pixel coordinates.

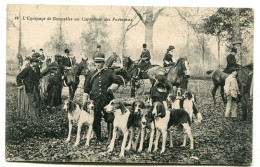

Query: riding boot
[
  {"left": 106, "top": 123, "right": 113, "bottom": 146},
  {"left": 135, "top": 68, "right": 140, "bottom": 79}
]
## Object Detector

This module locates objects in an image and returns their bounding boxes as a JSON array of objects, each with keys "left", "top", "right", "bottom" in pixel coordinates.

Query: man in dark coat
[
  {"left": 83, "top": 52, "right": 123, "bottom": 146},
  {"left": 224, "top": 48, "right": 237, "bottom": 73},
  {"left": 93, "top": 45, "right": 101, "bottom": 60},
  {"left": 46, "top": 66, "right": 60, "bottom": 110},
  {"left": 16, "top": 57, "right": 41, "bottom": 120},
  {"left": 62, "top": 49, "right": 76, "bottom": 68},
  {"left": 38, "top": 48, "right": 45, "bottom": 69},
  {"left": 150, "top": 75, "right": 171, "bottom": 103},
  {"left": 136, "top": 43, "right": 151, "bottom": 79},
  {"left": 41, "top": 54, "right": 64, "bottom": 106},
  {"left": 163, "top": 45, "right": 175, "bottom": 67}
]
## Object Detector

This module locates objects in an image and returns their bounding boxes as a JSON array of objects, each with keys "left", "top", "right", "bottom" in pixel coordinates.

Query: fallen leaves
[{"left": 5, "top": 79, "right": 252, "bottom": 165}]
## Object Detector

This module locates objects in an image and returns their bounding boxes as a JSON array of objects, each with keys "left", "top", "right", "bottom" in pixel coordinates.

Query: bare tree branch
[
  {"left": 174, "top": 7, "right": 199, "bottom": 33},
  {"left": 131, "top": 6, "right": 145, "bottom": 24},
  {"left": 126, "top": 16, "right": 141, "bottom": 32},
  {"left": 153, "top": 7, "right": 166, "bottom": 23},
  {"left": 125, "top": 7, "right": 132, "bottom": 19}
]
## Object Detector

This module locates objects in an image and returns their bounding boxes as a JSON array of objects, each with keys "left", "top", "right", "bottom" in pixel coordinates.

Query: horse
[
  {"left": 206, "top": 64, "right": 253, "bottom": 105},
  {"left": 63, "top": 58, "right": 89, "bottom": 100},
  {"left": 147, "top": 57, "right": 191, "bottom": 89},
  {"left": 105, "top": 52, "right": 121, "bottom": 69}
]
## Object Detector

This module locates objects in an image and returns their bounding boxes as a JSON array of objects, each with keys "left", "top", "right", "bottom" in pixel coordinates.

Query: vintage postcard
[{"left": 6, "top": 4, "right": 253, "bottom": 165}]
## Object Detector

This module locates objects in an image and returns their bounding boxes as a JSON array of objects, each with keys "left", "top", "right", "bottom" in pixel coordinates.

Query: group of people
[
  {"left": 16, "top": 48, "right": 77, "bottom": 115},
  {"left": 16, "top": 42, "right": 242, "bottom": 145}
]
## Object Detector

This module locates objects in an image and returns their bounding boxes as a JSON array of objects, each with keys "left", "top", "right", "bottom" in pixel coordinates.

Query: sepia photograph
[{"left": 5, "top": 3, "right": 254, "bottom": 165}]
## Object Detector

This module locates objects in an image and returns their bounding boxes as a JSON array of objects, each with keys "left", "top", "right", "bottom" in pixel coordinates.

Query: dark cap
[
  {"left": 143, "top": 44, "right": 147, "bottom": 48},
  {"left": 64, "top": 49, "right": 70, "bottom": 54},
  {"left": 167, "top": 45, "right": 175, "bottom": 51},
  {"left": 231, "top": 48, "right": 237, "bottom": 53},
  {"left": 32, "top": 49, "right": 35, "bottom": 52},
  {"left": 94, "top": 52, "right": 105, "bottom": 62},
  {"left": 39, "top": 48, "right": 43, "bottom": 51},
  {"left": 32, "top": 53, "right": 41, "bottom": 58},
  {"left": 97, "top": 45, "right": 101, "bottom": 48}
]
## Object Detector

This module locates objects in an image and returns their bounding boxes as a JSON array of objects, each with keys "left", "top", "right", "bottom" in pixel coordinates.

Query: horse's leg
[
  {"left": 211, "top": 83, "right": 219, "bottom": 104},
  {"left": 220, "top": 84, "right": 226, "bottom": 104},
  {"left": 131, "top": 78, "right": 135, "bottom": 98},
  {"left": 72, "top": 83, "right": 78, "bottom": 100},
  {"left": 69, "top": 85, "right": 73, "bottom": 100},
  {"left": 241, "top": 96, "right": 248, "bottom": 121}
]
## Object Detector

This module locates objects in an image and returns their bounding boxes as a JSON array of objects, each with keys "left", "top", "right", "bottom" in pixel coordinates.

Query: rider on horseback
[
  {"left": 62, "top": 49, "right": 76, "bottom": 69},
  {"left": 163, "top": 45, "right": 176, "bottom": 67},
  {"left": 224, "top": 48, "right": 238, "bottom": 74},
  {"left": 135, "top": 43, "right": 151, "bottom": 79}
]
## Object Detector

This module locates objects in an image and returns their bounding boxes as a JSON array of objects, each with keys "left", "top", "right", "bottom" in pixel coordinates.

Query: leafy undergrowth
[{"left": 5, "top": 78, "right": 252, "bottom": 165}]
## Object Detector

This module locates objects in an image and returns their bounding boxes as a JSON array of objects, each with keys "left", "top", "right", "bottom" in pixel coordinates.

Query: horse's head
[
  {"left": 78, "top": 58, "right": 89, "bottom": 75},
  {"left": 176, "top": 58, "right": 191, "bottom": 78},
  {"left": 123, "top": 56, "right": 132, "bottom": 70},
  {"left": 113, "top": 52, "right": 121, "bottom": 63}
]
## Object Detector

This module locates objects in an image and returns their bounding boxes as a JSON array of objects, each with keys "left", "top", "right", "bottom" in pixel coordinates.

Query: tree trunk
[
  {"left": 17, "top": 7, "right": 22, "bottom": 70},
  {"left": 145, "top": 22, "right": 154, "bottom": 60},
  {"left": 232, "top": 8, "right": 242, "bottom": 65},
  {"left": 120, "top": 20, "right": 126, "bottom": 59},
  {"left": 217, "top": 35, "right": 221, "bottom": 67},
  {"left": 144, "top": 7, "right": 154, "bottom": 61},
  {"left": 202, "top": 35, "right": 205, "bottom": 76}
]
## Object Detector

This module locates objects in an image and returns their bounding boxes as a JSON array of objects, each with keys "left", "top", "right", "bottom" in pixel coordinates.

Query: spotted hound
[
  {"left": 63, "top": 99, "right": 95, "bottom": 147},
  {"left": 104, "top": 99, "right": 134, "bottom": 157},
  {"left": 130, "top": 100, "right": 153, "bottom": 152},
  {"left": 149, "top": 101, "right": 194, "bottom": 154}
]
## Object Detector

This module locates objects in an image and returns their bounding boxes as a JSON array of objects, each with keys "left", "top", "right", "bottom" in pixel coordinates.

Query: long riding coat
[
  {"left": 139, "top": 50, "right": 151, "bottom": 71},
  {"left": 16, "top": 66, "right": 41, "bottom": 94},
  {"left": 226, "top": 54, "right": 236, "bottom": 69}
]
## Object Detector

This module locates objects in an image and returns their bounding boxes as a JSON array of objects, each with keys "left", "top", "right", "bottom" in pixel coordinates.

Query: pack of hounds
[{"left": 63, "top": 88, "right": 202, "bottom": 158}]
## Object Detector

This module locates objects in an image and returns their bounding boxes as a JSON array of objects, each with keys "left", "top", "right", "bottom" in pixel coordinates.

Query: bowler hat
[
  {"left": 167, "top": 45, "right": 175, "bottom": 51},
  {"left": 143, "top": 44, "right": 147, "bottom": 48},
  {"left": 64, "top": 49, "right": 70, "bottom": 54},
  {"left": 231, "top": 48, "right": 237, "bottom": 53},
  {"left": 30, "top": 57, "right": 39, "bottom": 63},
  {"left": 94, "top": 52, "right": 105, "bottom": 62},
  {"left": 97, "top": 45, "right": 101, "bottom": 48}
]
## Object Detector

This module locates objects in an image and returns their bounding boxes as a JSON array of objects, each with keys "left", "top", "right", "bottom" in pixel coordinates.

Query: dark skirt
[{"left": 139, "top": 61, "right": 151, "bottom": 71}]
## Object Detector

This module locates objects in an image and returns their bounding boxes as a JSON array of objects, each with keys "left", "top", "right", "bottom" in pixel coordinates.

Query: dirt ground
[{"left": 5, "top": 73, "right": 252, "bottom": 165}]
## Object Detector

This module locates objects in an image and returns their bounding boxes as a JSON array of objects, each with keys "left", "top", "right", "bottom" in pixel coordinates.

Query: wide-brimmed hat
[
  {"left": 155, "top": 82, "right": 167, "bottom": 93},
  {"left": 231, "top": 48, "right": 237, "bottom": 53},
  {"left": 167, "top": 45, "right": 175, "bottom": 51},
  {"left": 94, "top": 52, "right": 105, "bottom": 62}
]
